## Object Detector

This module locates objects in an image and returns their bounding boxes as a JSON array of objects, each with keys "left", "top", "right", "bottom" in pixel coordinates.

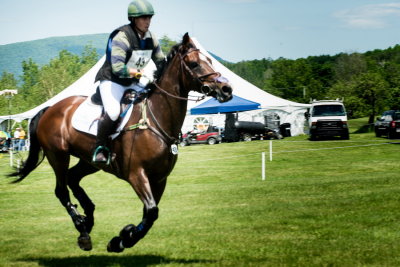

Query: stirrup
[{"left": 92, "top": 146, "right": 111, "bottom": 165}]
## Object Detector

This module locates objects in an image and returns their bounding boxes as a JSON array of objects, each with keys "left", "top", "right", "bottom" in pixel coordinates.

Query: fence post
[
  {"left": 269, "top": 140, "right": 273, "bottom": 161},
  {"left": 261, "top": 152, "right": 266, "bottom": 181},
  {"left": 9, "top": 148, "right": 13, "bottom": 167}
]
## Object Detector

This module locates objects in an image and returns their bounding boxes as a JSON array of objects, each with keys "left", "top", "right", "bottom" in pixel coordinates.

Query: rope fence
[{"left": 1, "top": 139, "right": 398, "bottom": 179}]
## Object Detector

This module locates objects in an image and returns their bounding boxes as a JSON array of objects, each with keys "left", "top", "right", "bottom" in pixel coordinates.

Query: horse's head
[{"left": 175, "top": 33, "right": 233, "bottom": 103}]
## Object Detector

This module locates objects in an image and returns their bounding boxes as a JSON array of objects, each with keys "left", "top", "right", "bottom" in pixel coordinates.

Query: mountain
[
  {"left": 0, "top": 34, "right": 109, "bottom": 78},
  {"left": 0, "top": 34, "right": 230, "bottom": 80}
]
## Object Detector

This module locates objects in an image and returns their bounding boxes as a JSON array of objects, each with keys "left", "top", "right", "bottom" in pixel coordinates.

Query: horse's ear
[{"left": 182, "top": 32, "right": 190, "bottom": 45}]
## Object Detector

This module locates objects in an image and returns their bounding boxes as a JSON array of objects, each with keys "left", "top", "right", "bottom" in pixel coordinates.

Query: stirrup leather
[{"left": 92, "top": 146, "right": 111, "bottom": 165}]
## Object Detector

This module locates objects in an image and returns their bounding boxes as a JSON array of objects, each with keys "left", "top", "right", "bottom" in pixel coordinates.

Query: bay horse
[{"left": 9, "top": 33, "right": 232, "bottom": 252}]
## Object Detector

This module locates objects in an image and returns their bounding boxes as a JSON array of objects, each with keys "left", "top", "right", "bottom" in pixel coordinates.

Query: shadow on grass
[
  {"left": 19, "top": 254, "right": 215, "bottom": 267},
  {"left": 353, "top": 123, "right": 374, "bottom": 134}
]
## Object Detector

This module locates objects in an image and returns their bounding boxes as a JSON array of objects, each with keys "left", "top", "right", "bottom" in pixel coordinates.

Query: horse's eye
[{"left": 189, "top": 62, "right": 199, "bottom": 69}]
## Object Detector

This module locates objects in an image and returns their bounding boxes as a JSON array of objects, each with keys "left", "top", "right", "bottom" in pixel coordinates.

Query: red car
[{"left": 180, "top": 127, "right": 221, "bottom": 146}]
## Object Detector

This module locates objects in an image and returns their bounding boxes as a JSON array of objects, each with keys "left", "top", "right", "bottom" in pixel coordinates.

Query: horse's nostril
[
  {"left": 222, "top": 86, "right": 232, "bottom": 94},
  {"left": 201, "top": 85, "right": 211, "bottom": 95}
]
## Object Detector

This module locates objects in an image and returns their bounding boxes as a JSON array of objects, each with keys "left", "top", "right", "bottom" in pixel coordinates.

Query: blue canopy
[{"left": 190, "top": 95, "right": 261, "bottom": 115}]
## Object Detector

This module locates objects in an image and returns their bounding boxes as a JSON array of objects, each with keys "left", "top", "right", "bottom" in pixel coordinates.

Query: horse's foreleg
[{"left": 107, "top": 172, "right": 166, "bottom": 253}]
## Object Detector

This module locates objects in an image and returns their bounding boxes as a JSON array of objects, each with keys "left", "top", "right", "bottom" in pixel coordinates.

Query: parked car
[
  {"left": 305, "top": 99, "right": 349, "bottom": 140},
  {"left": 374, "top": 110, "right": 400, "bottom": 139},
  {"left": 180, "top": 126, "right": 221, "bottom": 146},
  {"left": 223, "top": 113, "right": 283, "bottom": 142},
  {"left": 231, "top": 121, "right": 282, "bottom": 141}
]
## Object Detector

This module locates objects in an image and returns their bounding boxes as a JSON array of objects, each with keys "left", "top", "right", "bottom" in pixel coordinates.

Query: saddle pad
[{"left": 71, "top": 97, "right": 134, "bottom": 139}]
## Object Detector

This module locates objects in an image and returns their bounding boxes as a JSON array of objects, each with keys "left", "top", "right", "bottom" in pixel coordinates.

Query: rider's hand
[{"left": 128, "top": 68, "right": 142, "bottom": 79}]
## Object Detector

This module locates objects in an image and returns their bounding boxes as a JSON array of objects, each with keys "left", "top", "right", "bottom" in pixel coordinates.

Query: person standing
[
  {"left": 13, "top": 128, "right": 21, "bottom": 151},
  {"left": 18, "top": 127, "right": 26, "bottom": 151}
]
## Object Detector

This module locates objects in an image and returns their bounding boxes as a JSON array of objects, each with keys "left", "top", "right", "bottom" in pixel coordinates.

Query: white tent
[
  {"left": 183, "top": 39, "right": 310, "bottom": 136},
  {"left": 0, "top": 56, "right": 105, "bottom": 124},
  {"left": 1, "top": 38, "right": 310, "bottom": 136}
]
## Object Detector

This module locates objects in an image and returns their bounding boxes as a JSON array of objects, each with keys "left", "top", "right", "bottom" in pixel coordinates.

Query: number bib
[{"left": 126, "top": 50, "right": 152, "bottom": 70}]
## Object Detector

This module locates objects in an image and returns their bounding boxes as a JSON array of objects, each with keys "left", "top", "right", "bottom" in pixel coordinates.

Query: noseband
[
  {"left": 153, "top": 47, "right": 225, "bottom": 101},
  {"left": 179, "top": 49, "right": 223, "bottom": 95}
]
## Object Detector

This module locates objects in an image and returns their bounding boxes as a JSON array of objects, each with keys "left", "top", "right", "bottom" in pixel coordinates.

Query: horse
[{"left": 8, "top": 33, "right": 232, "bottom": 252}]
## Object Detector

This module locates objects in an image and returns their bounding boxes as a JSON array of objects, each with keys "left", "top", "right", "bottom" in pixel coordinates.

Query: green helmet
[{"left": 128, "top": 0, "right": 155, "bottom": 18}]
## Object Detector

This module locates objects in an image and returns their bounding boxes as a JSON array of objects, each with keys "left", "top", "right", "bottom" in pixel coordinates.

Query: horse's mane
[
  {"left": 153, "top": 40, "right": 196, "bottom": 81},
  {"left": 153, "top": 43, "right": 180, "bottom": 81}
]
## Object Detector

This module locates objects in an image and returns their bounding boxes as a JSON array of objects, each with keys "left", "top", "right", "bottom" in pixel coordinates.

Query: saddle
[{"left": 71, "top": 86, "right": 148, "bottom": 138}]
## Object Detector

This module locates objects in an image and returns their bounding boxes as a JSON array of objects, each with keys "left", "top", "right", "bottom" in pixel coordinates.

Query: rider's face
[{"left": 134, "top": 15, "right": 152, "bottom": 36}]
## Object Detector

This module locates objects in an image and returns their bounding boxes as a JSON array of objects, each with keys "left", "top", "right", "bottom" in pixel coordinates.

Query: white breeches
[{"left": 99, "top": 81, "right": 134, "bottom": 121}]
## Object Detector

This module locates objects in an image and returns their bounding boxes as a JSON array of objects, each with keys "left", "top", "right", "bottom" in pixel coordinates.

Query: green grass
[{"left": 0, "top": 119, "right": 399, "bottom": 266}]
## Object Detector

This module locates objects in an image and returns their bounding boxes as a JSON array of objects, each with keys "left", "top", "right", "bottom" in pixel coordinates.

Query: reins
[
  {"left": 124, "top": 46, "right": 224, "bottom": 146},
  {"left": 152, "top": 82, "right": 205, "bottom": 102},
  {"left": 126, "top": 99, "right": 177, "bottom": 145},
  {"left": 151, "top": 47, "right": 221, "bottom": 102}
]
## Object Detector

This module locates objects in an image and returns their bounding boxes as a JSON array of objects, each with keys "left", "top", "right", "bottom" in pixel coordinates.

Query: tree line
[
  {"left": 1, "top": 37, "right": 399, "bottom": 125},
  {"left": 225, "top": 45, "right": 400, "bottom": 123}
]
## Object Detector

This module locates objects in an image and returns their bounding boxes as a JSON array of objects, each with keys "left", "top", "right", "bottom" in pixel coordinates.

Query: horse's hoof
[
  {"left": 120, "top": 224, "right": 136, "bottom": 239},
  {"left": 119, "top": 224, "right": 138, "bottom": 248},
  {"left": 78, "top": 234, "right": 92, "bottom": 251},
  {"left": 107, "top": 236, "right": 124, "bottom": 253}
]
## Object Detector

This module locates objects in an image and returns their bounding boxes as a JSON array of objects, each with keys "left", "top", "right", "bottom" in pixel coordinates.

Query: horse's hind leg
[
  {"left": 47, "top": 152, "right": 95, "bottom": 251},
  {"left": 67, "top": 159, "right": 99, "bottom": 250},
  {"left": 107, "top": 170, "right": 167, "bottom": 253}
]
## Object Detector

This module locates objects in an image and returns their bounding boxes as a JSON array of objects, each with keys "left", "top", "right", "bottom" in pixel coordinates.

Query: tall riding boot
[{"left": 92, "top": 114, "right": 115, "bottom": 164}]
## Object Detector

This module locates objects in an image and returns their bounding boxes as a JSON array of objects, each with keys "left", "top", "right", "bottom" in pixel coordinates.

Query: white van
[{"left": 305, "top": 99, "right": 350, "bottom": 140}]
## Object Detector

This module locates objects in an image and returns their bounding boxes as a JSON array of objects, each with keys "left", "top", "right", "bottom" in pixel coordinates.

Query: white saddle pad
[{"left": 71, "top": 97, "right": 133, "bottom": 139}]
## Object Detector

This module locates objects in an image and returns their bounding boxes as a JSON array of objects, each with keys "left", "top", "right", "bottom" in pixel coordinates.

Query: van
[{"left": 305, "top": 99, "right": 350, "bottom": 140}]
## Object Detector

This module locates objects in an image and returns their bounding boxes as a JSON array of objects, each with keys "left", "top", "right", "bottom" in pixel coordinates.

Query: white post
[
  {"left": 261, "top": 152, "right": 266, "bottom": 181},
  {"left": 269, "top": 140, "right": 273, "bottom": 161},
  {"left": 9, "top": 148, "right": 13, "bottom": 167}
]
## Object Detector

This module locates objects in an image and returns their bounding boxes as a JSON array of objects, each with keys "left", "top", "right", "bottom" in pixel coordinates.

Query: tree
[
  {"left": 159, "top": 35, "right": 177, "bottom": 55},
  {"left": 20, "top": 58, "right": 39, "bottom": 93},
  {"left": 80, "top": 45, "right": 100, "bottom": 68},
  {"left": 0, "top": 72, "right": 19, "bottom": 115},
  {"left": 333, "top": 53, "right": 367, "bottom": 82},
  {"left": 266, "top": 58, "right": 323, "bottom": 103},
  {"left": 353, "top": 72, "right": 389, "bottom": 123}
]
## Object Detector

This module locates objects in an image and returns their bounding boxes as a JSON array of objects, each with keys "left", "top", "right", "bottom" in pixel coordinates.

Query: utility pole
[{"left": 0, "top": 89, "right": 18, "bottom": 132}]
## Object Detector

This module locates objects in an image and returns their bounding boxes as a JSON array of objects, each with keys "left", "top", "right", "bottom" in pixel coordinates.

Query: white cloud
[{"left": 334, "top": 3, "right": 400, "bottom": 29}]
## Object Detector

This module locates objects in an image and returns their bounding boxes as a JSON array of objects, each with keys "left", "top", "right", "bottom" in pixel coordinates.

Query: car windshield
[
  {"left": 394, "top": 112, "right": 400, "bottom": 120},
  {"left": 312, "top": 105, "right": 346, "bottom": 116}
]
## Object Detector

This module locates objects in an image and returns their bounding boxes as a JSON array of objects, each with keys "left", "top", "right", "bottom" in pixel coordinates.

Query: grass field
[{"left": 0, "top": 118, "right": 399, "bottom": 266}]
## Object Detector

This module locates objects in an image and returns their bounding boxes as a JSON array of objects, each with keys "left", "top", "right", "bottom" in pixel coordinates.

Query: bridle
[
  {"left": 127, "top": 46, "right": 229, "bottom": 145},
  {"left": 153, "top": 47, "right": 225, "bottom": 102},
  {"left": 179, "top": 48, "right": 221, "bottom": 86}
]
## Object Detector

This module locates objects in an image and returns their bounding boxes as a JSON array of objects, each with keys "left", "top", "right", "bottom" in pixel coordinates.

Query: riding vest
[{"left": 95, "top": 24, "right": 163, "bottom": 86}]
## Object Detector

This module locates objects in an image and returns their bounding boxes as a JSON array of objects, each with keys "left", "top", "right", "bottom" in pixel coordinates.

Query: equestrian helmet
[{"left": 128, "top": 0, "right": 155, "bottom": 18}]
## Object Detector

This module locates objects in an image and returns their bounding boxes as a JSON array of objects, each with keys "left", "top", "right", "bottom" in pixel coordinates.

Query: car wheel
[
  {"left": 180, "top": 140, "right": 189, "bottom": 147},
  {"left": 341, "top": 134, "right": 350, "bottom": 140},
  {"left": 388, "top": 131, "right": 395, "bottom": 139},
  {"left": 375, "top": 130, "right": 381, "bottom": 137},
  {"left": 243, "top": 133, "right": 252, "bottom": 142},
  {"left": 207, "top": 137, "right": 217, "bottom": 145},
  {"left": 310, "top": 134, "right": 317, "bottom": 141}
]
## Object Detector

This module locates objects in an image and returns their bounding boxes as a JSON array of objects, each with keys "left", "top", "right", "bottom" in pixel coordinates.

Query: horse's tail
[{"left": 8, "top": 107, "right": 49, "bottom": 183}]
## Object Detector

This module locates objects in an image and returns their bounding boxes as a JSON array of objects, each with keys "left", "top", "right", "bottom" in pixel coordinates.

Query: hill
[
  {"left": 0, "top": 34, "right": 109, "bottom": 78},
  {"left": 0, "top": 34, "right": 230, "bottom": 79}
]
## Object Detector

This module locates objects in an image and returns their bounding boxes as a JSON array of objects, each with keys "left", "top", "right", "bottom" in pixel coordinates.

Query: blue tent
[{"left": 190, "top": 95, "right": 261, "bottom": 115}]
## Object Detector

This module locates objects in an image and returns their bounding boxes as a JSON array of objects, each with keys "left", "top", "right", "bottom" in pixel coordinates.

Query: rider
[{"left": 93, "top": 0, "right": 166, "bottom": 164}]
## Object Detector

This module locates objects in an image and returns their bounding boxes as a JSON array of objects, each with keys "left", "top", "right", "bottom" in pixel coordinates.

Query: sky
[{"left": 1, "top": 0, "right": 400, "bottom": 62}]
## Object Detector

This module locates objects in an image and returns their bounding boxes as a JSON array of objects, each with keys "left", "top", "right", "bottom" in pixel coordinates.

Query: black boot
[{"left": 92, "top": 114, "right": 115, "bottom": 164}]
